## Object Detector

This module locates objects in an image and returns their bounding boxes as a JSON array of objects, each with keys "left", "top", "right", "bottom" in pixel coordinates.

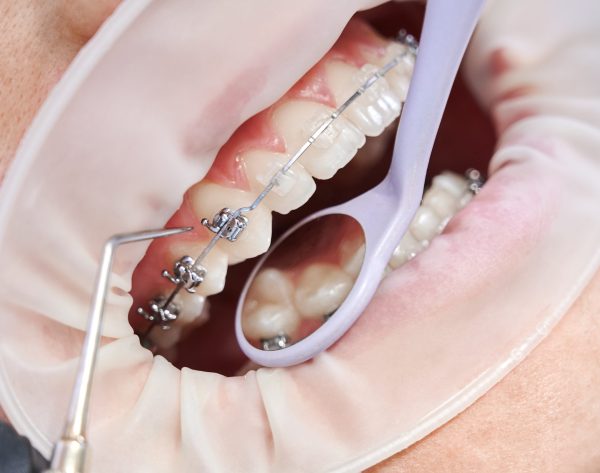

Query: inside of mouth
[{"left": 127, "top": 2, "right": 496, "bottom": 376}]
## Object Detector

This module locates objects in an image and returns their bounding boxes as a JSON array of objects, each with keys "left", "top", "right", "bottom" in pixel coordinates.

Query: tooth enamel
[
  {"left": 272, "top": 100, "right": 366, "bottom": 180},
  {"left": 190, "top": 182, "right": 272, "bottom": 264},
  {"left": 247, "top": 268, "right": 294, "bottom": 304},
  {"left": 149, "top": 292, "right": 208, "bottom": 350},
  {"left": 339, "top": 240, "right": 365, "bottom": 278},
  {"left": 294, "top": 263, "right": 354, "bottom": 319},
  {"left": 422, "top": 186, "right": 460, "bottom": 221},
  {"left": 459, "top": 190, "right": 474, "bottom": 208},
  {"left": 409, "top": 206, "right": 443, "bottom": 242},
  {"left": 432, "top": 172, "right": 469, "bottom": 198},
  {"left": 167, "top": 242, "right": 228, "bottom": 296},
  {"left": 326, "top": 61, "right": 402, "bottom": 136},
  {"left": 365, "top": 42, "right": 414, "bottom": 100},
  {"left": 242, "top": 302, "right": 300, "bottom": 340},
  {"left": 243, "top": 150, "right": 316, "bottom": 214},
  {"left": 389, "top": 231, "right": 423, "bottom": 269}
]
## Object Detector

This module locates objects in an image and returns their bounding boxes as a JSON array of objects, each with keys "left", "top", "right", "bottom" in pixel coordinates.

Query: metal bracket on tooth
[
  {"left": 137, "top": 296, "right": 180, "bottom": 330},
  {"left": 201, "top": 208, "right": 248, "bottom": 242},
  {"left": 396, "top": 29, "right": 419, "bottom": 53},
  {"left": 261, "top": 334, "right": 291, "bottom": 351},
  {"left": 162, "top": 255, "right": 206, "bottom": 293},
  {"left": 465, "top": 168, "right": 484, "bottom": 194}
]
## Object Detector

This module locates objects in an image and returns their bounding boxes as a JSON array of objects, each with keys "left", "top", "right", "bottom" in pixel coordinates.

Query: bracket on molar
[
  {"left": 465, "top": 168, "right": 484, "bottom": 194},
  {"left": 137, "top": 296, "right": 180, "bottom": 330},
  {"left": 261, "top": 334, "right": 291, "bottom": 351},
  {"left": 201, "top": 207, "right": 249, "bottom": 242},
  {"left": 162, "top": 255, "right": 206, "bottom": 293}
]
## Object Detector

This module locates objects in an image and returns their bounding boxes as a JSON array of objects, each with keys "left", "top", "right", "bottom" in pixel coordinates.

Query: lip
[{"left": 0, "top": 0, "right": 599, "bottom": 472}]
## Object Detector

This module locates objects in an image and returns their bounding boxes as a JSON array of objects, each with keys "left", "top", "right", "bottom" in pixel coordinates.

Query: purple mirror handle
[{"left": 236, "top": 0, "right": 486, "bottom": 367}]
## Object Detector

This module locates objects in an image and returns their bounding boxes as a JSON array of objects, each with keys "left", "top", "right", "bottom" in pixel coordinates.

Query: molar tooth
[
  {"left": 243, "top": 150, "right": 316, "bottom": 214},
  {"left": 247, "top": 268, "right": 294, "bottom": 304},
  {"left": 190, "top": 182, "right": 272, "bottom": 264},
  {"left": 294, "top": 263, "right": 353, "bottom": 319},
  {"left": 339, "top": 240, "right": 366, "bottom": 278},
  {"left": 409, "top": 206, "right": 443, "bottom": 242},
  {"left": 273, "top": 100, "right": 365, "bottom": 180},
  {"left": 422, "top": 186, "right": 461, "bottom": 221},
  {"left": 389, "top": 232, "right": 423, "bottom": 269},
  {"left": 242, "top": 302, "right": 300, "bottom": 340},
  {"left": 432, "top": 172, "right": 468, "bottom": 198}
]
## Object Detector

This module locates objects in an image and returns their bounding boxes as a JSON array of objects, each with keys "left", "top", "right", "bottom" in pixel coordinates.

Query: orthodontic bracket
[
  {"left": 137, "top": 32, "right": 419, "bottom": 345},
  {"left": 201, "top": 207, "right": 249, "bottom": 242},
  {"left": 162, "top": 255, "right": 206, "bottom": 293},
  {"left": 136, "top": 295, "right": 181, "bottom": 330},
  {"left": 465, "top": 168, "right": 484, "bottom": 194}
]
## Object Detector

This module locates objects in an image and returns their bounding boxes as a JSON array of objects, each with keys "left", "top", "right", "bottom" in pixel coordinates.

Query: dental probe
[
  {"left": 136, "top": 31, "right": 419, "bottom": 340},
  {"left": 44, "top": 226, "right": 192, "bottom": 473}
]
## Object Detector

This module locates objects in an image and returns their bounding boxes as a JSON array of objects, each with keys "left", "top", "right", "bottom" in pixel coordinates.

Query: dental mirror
[{"left": 236, "top": 0, "right": 486, "bottom": 367}]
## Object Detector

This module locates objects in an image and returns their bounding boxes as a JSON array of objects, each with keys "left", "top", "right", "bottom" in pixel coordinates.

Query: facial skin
[{"left": 0, "top": 1, "right": 599, "bottom": 471}]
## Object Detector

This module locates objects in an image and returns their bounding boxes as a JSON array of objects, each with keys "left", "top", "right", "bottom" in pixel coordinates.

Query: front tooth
[
  {"left": 242, "top": 302, "right": 300, "bottom": 340},
  {"left": 190, "top": 182, "right": 272, "bottom": 264},
  {"left": 294, "top": 263, "right": 353, "bottom": 319},
  {"left": 326, "top": 61, "right": 402, "bottom": 136},
  {"left": 167, "top": 242, "right": 228, "bottom": 296},
  {"left": 422, "top": 186, "right": 460, "bottom": 221},
  {"left": 272, "top": 100, "right": 366, "bottom": 180},
  {"left": 409, "top": 206, "right": 443, "bottom": 242},
  {"left": 247, "top": 268, "right": 294, "bottom": 305},
  {"left": 243, "top": 150, "right": 316, "bottom": 214},
  {"left": 389, "top": 231, "right": 423, "bottom": 269},
  {"left": 432, "top": 172, "right": 469, "bottom": 198}
]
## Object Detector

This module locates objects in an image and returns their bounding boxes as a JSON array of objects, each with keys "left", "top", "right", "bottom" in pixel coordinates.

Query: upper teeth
[{"left": 137, "top": 29, "right": 417, "bottom": 345}]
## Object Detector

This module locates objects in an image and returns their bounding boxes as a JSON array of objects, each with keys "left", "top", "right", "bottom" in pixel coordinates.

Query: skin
[{"left": 0, "top": 1, "right": 598, "bottom": 471}]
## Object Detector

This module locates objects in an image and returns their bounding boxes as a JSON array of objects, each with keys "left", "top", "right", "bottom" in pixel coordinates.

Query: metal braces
[
  {"left": 465, "top": 168, "right": 485, "bottom": 194},
  {"left": 162, "top": 255, "right": 206, "bottom": 293},
  {"left": 202, "top": 208, "right": 249, "bottom": 242},
  {"left": 261, "top": 334, "right": 291, "bottom": 351},
  {"left": 137, "top": 33, "right": 419, "bottom": 338}
]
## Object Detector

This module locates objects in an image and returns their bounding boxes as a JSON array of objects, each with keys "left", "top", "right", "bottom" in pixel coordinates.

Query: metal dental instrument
[
  {"left": 236, "top": 0, "right": 487, "bottom": 367},
  {"left": 44, "top": 226, "right": 192, "bottom": 473},
  {"left": 136, "top": 31, "right": 419, "bottom": 337}
]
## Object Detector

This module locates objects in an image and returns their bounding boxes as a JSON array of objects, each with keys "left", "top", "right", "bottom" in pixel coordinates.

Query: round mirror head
[{"left": 240, "top": 214, "right": 365, "bottom": 351}]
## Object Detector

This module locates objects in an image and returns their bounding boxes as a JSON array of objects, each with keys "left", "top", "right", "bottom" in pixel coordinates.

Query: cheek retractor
[{"left": 236, "top": 0, "right": 487, "bottom": 367}]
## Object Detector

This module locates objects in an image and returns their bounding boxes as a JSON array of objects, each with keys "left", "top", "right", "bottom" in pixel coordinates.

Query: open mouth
[
  {"left": 127, "top": 4, "right": 495, "bottom": 375},
  {"left": 2, "top": 0, "right": 599, "bottom": 471}
]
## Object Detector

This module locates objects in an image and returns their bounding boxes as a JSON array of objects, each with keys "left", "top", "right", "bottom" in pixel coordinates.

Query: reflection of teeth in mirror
[
  {"left": 247, "top": 268, "right": 294, "bottom": 304},
  {"left": 243, "top": 150, "right": 316, "bottom": 214},
  {"left": 242, "top": 302, "right": 300, "bottom": 340},
  {"left": 166, "top": 242, "right": 228, "bottom": 296},
  {"left": 294, "top": 263, "right": 354, "bottom": 319},
  {"left": 326, "top": 61, "right": 403, "bottom": 136},
  {"left": 148, "top": 292, "right": 208, "bottom": 350},
  {"left": 190, "top": 182, "right": 272, "bottom": 264},
  {"left": 272, "top": 100, "right": 366, "bottom": 180},
  {"left": 339, "top": 240, "right": 366, "bottom": 278}
]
